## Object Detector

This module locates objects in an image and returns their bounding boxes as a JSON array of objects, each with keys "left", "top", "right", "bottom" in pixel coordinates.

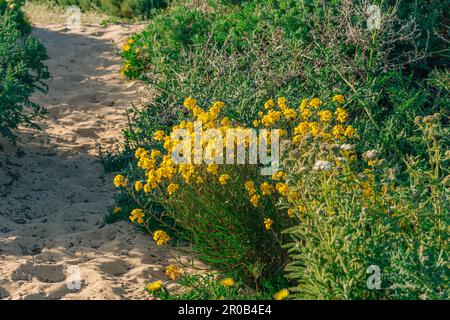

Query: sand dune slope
[{"left": 0, "top": 23, "right": 183, "bottom": 300}]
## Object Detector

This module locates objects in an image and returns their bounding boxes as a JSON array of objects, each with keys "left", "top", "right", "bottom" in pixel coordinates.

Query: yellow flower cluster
[
  {"left": 165, "top": 264, "right": 183, "bottom": 280},
  {"left": 219, "top": 174, "right": 230, "bottom": 185},
  {"left": 167, "top": 183, "right": 179, "bottom": 196},
  {"left": 114, "top": 95, "right": 356, "bottom": 247},
  {"left": 264, "top": 218, "right": 273, "bottom": 230},
  {"left": 113, "top": 174, "right": 127, "bottom": 187},
  {"left": 220, "top": 277, "right": 234, "bottom": 287},
  {"left": 130, "top": 208, "right": 145, "bottom": 224},
  {"left": 146, "top": 280, "right": 162, "bottom": 292},
  {"left": 273, "top": 288, "right": 289, "bottom": 300},
  {"left": 290, "top": 101, "right": 355, "bottom": 144},
  {"left": 153, "top": 230, "right": 170, "bottom": 246}
]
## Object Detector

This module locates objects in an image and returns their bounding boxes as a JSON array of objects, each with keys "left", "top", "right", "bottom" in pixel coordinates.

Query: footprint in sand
[{"left": 12, "top": 263, "right": 66, "bottom": 283}]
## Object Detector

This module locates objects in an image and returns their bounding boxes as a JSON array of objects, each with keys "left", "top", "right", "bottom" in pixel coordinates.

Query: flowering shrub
[
  {"left": 107, "top": 0, "right": 449, "bottom": 300},
  {"left": 282, "top": 114, "right": 449, "bottom": 299},
  {"left": 0, "top": 0, "right": 49, "bottom": 141},
  {"left": 146, "top": 273, "right": 280, "bottom": 300},
  {"left": 113, "top": 95, "right": 357, "bottom": 287},
  {"left": 119, "top": 0, "right": 448, "bottom": 160}
]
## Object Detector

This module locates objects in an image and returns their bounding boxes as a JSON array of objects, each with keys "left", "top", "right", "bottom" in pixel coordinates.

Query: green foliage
[
  {"left": 30, "top": 0, "right": 168, "bottom": 18},
  {"left": 122, "top": 0, "right": 448, "bottom": 164},
  {"left": 0, "top": 1, "right": 49, "bottom": 141},
  {"left": 282, "top": 116, "right": 449, "bottom": 299},
  {"left": 159, "top": 164, "right": 290, "bottom": 282},
  {"left": 107, "top": 0, "right": 449, "bottom": 300},
  {"left": 148, "top": 273, "right": 277, "bottom": 300}
]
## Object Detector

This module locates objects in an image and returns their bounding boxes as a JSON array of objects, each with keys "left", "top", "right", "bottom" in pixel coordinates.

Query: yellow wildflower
[
  {"left": 271, "top": 171, "right": 285, "bottom": 181},
  {"left": 154, "top": 130, "right": 165, "bottom": 141},
  {"left": 146, "top": 280, "right": 162, "bottom": 292},
  {"left": 335, "top": 108, "right": 348, "bottom": 123},
  {"left": 113, "top": 207, "right": 122, "bottom": 214},
  {"left": 294, "top": 122, "right": 310, "bottom": 136},
  {"left": 344, "top": 125, "right": 356, "bottom": 138},
  {"left": 253, "top": 120, "right": 259, "bottom": 127},
  {"left": 317, "top": 110, "right": 332, "bottom": 122},
  {"left": 134, "top": 180, "right": 143, "bottom": 192},
  {"left": 151, "top": 149, "right": 161, "bottom": 159},
  {"left": 221, "top": 117, "right": 231, "bottom": 126},
  {"left": 299, "top": 99, "right": 308, "bottom": 109},
  {"left": 143, "top": 183, "right": 153, "bottom": 193},
  {"left": 220, "top": 278, "right": 234, "bottom": 287},
  {"left": 219, "top": 174, "right": 230, "bottom": 185},
  {"left": 207, "top": 163, "right": 219, "bottom": 175},
  {"left": 283, "top": 108, "right": 297, "bottom": 120},
  {"left": 333, "top": 94, "right": 345, "bottom": 104},
  {"left": 298, "top": 205, "right": 306, "bottom": 214},
  {"left": 163, "top": 136, "right": 173, "bottom": 151},
  {"left": 309, "top": 97, "right": 323, "bottom": 109},
  {"left": 165, "top": 265, "right": 183, "bottom": 280},
  {"left": 153, "top": 230, "right": 170, "bottom": 246},
  {"left": 184, "top": 97, "right": 197, "bottom": 110},
  {"left": 261, "top": 110, "right": 282, "bottom": 127},
  {"left": 244, "top": 180, "right": 256, "bottom": 196},
  {"left": 309, "top": 122, "right": 321, "bottom": 136},
  {"left": 368, "top": 160, "right": 377, "bottom": 166},
  {"left": 300, "top": 107, "right": 312, "bottom": 120},
  {"left": 260, "top": 182, "right": 273, "bottom": 196},
  {"left": 250, "top": 194, "right": 260, "bottom": 207},
  {"left": 332, "top": 125, "right": 345, "bottom": 138},
  {"left": 276, "top": 182, "right": 289, "bottom": 197},
  {"left": 210, "top": 101, "right": 224, "bottom": 115},
  {"left": 264, "top": 218, "right": 273, "bottom": 230},
  {"left": 167, "top": 183, "right": 179, "bottom": 196},
  {"left": 129, "top": 208, "right": 145, "bottom": 224},
  {"left": 273, "top": 288, "right": 289, "bottom": 300},
  {"left": 277, "top": 97, "right": 288, "bottom": 109},
  {"left": 113, "top": 174, "right": 127, "bottom": 188},
  {"left": 121, "top": 44, "right": 131, "bottom": 52},
  {"left": 135, "top": 147, "right": 145, "bottom": 159},
  {"left": 287, "top": 209, "right": 295, "bottom": 218},
  {"left": 196, "top": 176, "right": 204, "bottom": 184},
  {"left": 288, "top": 191, "right": 299, "bottom": 202},
  {"left": 264, "top": 99, "right": 275, "bottom": 109}
]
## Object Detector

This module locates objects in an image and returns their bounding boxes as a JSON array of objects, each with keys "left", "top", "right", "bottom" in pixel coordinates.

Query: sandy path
[{"left": 0, "top": 23, "right": 180, "bottom": 300}]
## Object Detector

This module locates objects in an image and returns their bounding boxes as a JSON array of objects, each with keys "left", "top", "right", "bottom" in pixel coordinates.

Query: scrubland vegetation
[
  {"left": 108, "top": 0, "right": 449, "bottom": 300},
  {"left": 29, "top": 0, "right": 167, "bottom": 18},
  {"left": 0, "top": 0, "right": 49, "bottom": 141},
  {"left": 2, "top": 0, "right": 448, "bottom": 300}
]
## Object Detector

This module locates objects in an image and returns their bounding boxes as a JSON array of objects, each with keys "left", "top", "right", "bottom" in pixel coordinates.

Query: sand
[{"left": 0, "top": 23, "right": 194, "bottom": 300}]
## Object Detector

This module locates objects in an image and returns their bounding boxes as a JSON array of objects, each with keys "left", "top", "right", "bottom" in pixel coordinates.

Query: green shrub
[
  {"left": 108, "top": 0, "right": 449, "bottom": 299},
  {"left": 111, "top": 94, "right": 362, "bottom": 294},
  {"left": 146, "top": 273, "right": 279, "bottom": 300},
  {"left": 0, "top": 0, "right": 50, "bottom": 141},
  {"left": 30, "top": 0, "right": 168, "bottom": 18},
  {"left": 112, "top": 98, "right": 297, "bottom": 284},
  {"left": 282, "top": 115, "right": 449, "bottom": 299},
  {"left": 121, "top": 0, "right": 448, "bottom": 163}
]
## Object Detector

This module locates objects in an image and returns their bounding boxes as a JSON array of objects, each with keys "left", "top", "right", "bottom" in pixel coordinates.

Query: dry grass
[{"left": 24, "top": 1, "right": 109, "bottom": 25}]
